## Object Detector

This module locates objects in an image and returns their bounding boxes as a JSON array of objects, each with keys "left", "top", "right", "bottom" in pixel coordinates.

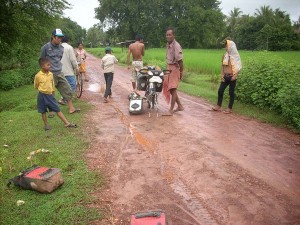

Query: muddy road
[{"left": 80, "top": 53, "right": 300, "bottom": 225}]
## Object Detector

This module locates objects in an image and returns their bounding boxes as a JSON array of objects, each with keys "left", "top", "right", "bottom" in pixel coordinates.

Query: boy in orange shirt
[{"left": 34, "top": 58, "right": 77, "bottom": 130}]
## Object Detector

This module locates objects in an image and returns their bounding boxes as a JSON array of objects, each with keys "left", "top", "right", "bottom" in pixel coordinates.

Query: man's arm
[
  {"left": 69, "top": 47, "right": 79, "bottom": 74},
  {"left": 178, "top": 60, "right": 184, "bottom": 80},
  {"left": 40, "top": 45, "right": 47, "bottom": 59},
  {"left": 127, "top": 46, "right": 132, "bottom": 69},
  {"left": 141, "top": 44, "right": 145, "bottom": 56}
]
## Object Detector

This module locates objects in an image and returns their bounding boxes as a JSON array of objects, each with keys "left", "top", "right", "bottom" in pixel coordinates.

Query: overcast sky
[{"left": 63, "top": 0, "right": 300, "bottom": 30}]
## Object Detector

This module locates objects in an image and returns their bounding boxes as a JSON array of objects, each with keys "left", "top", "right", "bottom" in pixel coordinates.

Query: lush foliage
[
  {"left": 237, "top": 52, "right": 300, "bottom": 129},
  {"left": 0, "top": 85, "right": 104, "bottom": 224},
  {"left": 95, "top": 0, "right": 226, "bottom": 48},
  {"left": 94, "top": 1, "right": 300, "bottom": 50},
  {"left": 228, "top": 7, "right": 300, "bottom": 50},
  {"left": 89, "top": 47, "right": 300, "bottom": 130}
]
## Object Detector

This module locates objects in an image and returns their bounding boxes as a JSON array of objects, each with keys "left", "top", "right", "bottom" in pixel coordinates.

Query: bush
[
  {"left": 236, "top": 52, "right": 300, "bottom": 129},
  {"left": 0, "top": 60, "right": 38, "bottom": 91}
]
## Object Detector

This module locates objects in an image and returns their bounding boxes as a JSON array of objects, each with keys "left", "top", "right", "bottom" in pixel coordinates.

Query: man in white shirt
[
  {"left": 61, "top": 36, "right": 79, "bottom": 95},
  {"left": 101, "top": 47, "right": 118, "bottom": 103}
]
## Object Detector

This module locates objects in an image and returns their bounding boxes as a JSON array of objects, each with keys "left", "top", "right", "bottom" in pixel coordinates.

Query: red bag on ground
[
  {"left": 7, "top": 165, "right": 64, "bottom": 193},
  {"left": 130, "top": 210, "right": 168, "bottom": 225}
]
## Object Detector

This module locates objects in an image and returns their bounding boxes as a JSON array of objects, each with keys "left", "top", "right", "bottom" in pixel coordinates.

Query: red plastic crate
[{"left": 130, "top": 210, "right": 167, "bottom": 225}]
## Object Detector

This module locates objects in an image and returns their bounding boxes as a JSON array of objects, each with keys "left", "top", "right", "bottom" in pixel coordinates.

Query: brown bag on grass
[{"left": 7, "top": 165, "right": 64, "bottom": 193}]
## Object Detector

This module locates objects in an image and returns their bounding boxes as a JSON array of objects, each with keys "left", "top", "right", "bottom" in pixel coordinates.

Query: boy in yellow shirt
[{"left": 34, "top": 58, "right": 77, "bottom": 130}]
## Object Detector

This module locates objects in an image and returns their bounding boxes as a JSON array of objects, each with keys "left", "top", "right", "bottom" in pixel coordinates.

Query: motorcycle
[{"left": 137, "top": 66, "right": 171, "bottom": 117}]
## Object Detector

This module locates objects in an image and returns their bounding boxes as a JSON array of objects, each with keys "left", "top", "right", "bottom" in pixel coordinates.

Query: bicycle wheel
[{"left": 75, "top": 72, "right": 83, "bottom": 98}]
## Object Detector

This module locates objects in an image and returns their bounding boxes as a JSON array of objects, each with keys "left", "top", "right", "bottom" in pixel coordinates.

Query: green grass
[
  {"left": 179, "top": 73, "right": 288, "bottom": 127},
  {"left": 0, "top": 85, "right": 104, "bottom": 224},
  {"left": 88, "top": 47, "right": 300, "bottom": 74},
  {"left": 87, "top": 47, "right": 296, "bottom": 129}
]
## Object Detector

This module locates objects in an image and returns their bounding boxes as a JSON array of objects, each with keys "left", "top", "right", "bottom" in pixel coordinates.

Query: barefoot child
[{"left": 34, "top": 58, "right": 77, "bottom": 130}]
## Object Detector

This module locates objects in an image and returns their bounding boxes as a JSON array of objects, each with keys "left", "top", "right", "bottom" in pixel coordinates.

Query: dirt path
[{"left": 81, "top": 53, "right": 300, "bottom": 225}]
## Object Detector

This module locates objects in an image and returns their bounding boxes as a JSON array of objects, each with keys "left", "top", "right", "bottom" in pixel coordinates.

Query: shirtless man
[{"left": 127, "top": 34, "right": 145, "bottom": 91}]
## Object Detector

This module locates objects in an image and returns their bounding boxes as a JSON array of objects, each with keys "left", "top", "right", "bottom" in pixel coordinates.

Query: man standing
[
  {"left": 127, "top": 34, "right": 145, "bottom": 91},
  {"left": 61, "top": 35, "right": 79, "bottom": 94},
  {"left": 40, "top": 28, "right": 80, "bottom": 116},
  {"left": 163, "top": 27, "right": 184, "bottom": 116}
]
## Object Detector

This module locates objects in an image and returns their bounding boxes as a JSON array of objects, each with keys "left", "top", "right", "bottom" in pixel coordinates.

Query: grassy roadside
[
  {"left": 0, "top": 85, "right": 104, "bottom": 224},
  {"left": 179, "top": 73, "right": 288, "bottom": 127},
  {"left": 87, "top": 48, "right": 292, "bottom": 131}
]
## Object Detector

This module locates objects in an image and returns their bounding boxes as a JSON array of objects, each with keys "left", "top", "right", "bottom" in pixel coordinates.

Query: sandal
[
  {"left": 65, "top": 123, "right": 78, "bottom": 128},
  {"left": 223, "top": 109, "right": 232, "bottom": 114},
  {"left": 70, "top": 108, "right": 80, "bottom": 114},
  {"left": 212, "top": 106, "right": 221, "bottom": 111},
  {"left": 58, "top": 99, "right": 67, "bottom": 105},
  {"left": 174, "top": 107, "right": 184, "bottom": 113},
  {"left": 48, "top": 114, "right": 55, "bottom": 118},
  {"left": 44, "top": 124, "right": 51, "bottom": 131}
]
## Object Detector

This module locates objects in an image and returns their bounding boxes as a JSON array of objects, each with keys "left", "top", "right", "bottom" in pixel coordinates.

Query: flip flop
[
  {"left": 162, "top": 112, "right": 173, "bottom": 116},
  {"left": 223, "top": 109, "right": 232, "bottom": 114},
  {"left": 212, "top": 106, "right": 221, "bottom": 111},
  {"left": 174, "top": 107, "right": 184, "bottom": 112},
  {"left": 65, "top": 123, "right": 78, "bottom": 128},
  {"left": 70, "top": 108, "right": 80, "bottom": 114},
  {"left": 58, "top": 99, "right": 67, "bottom": 105},
  {"left": 44, "top": 124, "right": 51, "bottom": 131},
  {"left": 48, "top": 114, "right": 55, "bottom": 118}
]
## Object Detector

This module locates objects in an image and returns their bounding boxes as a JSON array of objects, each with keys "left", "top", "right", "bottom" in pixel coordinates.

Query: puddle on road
[{"left": 87, "top": 83, "right": 105, "bottom": 93}]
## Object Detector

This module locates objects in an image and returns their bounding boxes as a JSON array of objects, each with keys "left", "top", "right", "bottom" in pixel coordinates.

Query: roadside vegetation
[
  {"left": 0, "top": 86, "right": 104, "bottom": 224},
  {"left": 1, "top": 0, "right": 299, "bottom": 223},
  {"left": 88, "top": 47, "right": 300, "bottom": 131}
]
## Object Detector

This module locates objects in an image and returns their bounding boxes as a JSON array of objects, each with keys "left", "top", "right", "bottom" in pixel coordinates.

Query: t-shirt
[
  {"left": 101, "top": 54, "right": 118, "bottom": 73},
  {"left": 40, "top": 42, "right": 64, "bottom": 76},
  {"left": 76, "top": 49, "right": 86, "bottom": 62},
  {"left": 34, "top": 70, "right": 55, "bottom": 94},
  {"left": 61, "top": 43, "right": 78, "bottom": 76},
  {"left": 166, "top": 40, "right": 183, "bottom": 65}
]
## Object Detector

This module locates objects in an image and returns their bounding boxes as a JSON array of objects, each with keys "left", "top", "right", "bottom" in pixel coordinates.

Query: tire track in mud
[
  {"left": 84, "top": 53, "right": 300, "bottom": 225},
  {"left": 108, "top": 98, "right": 217, "bottom": 225}
]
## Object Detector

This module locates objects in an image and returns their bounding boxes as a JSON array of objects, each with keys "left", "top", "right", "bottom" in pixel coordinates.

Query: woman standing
[{"left": 212, "top": 38, "right": 242, "bottom": 113}]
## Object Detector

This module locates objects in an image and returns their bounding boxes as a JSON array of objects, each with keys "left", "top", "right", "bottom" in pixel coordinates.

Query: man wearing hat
[
  {"left": 40, "top": 28, "right": 80, "bottom": 116},
  {"left": 101, "top": 46, "right": 118, "bottom": 103}
]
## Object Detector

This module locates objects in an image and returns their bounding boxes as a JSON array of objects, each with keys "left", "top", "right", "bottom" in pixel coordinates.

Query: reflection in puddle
[{"left": 87, "top": 83, "right": 102, "bottom": 93}]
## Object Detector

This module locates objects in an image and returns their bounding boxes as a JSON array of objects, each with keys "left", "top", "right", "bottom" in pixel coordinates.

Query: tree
[
  {"left": 95, "top": 0, "right": 225, "bottom": 48},
  {"left": 227, "top": 8, "right": 243, "bottom": 40},
  {"left": 0, "top": 0, "right": 70, "bottom": 68}
]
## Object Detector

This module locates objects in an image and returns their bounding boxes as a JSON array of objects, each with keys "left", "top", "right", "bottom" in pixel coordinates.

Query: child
[
  {"left": 34, "top": 58, "right": 77, "bottom": 130},
  {"left": 100, "top": 47, "right": 118, "bottom": 103}
]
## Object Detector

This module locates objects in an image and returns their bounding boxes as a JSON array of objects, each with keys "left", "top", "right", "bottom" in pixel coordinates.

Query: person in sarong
[
  {"left": 212, "top": 38, "right": 242, "bottom": 114},
  {"left": 162, "top": 27, "right": 184, "bottom": 116}
]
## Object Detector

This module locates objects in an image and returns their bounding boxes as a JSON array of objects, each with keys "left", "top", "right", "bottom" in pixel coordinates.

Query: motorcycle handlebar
[{"left": 138, "top": 69, "right": 172, "bottom": 75}]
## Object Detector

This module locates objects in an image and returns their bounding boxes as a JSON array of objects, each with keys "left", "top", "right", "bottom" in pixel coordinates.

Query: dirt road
[{"left": 81, "top": 53, "right": 300, "bottom": 225}]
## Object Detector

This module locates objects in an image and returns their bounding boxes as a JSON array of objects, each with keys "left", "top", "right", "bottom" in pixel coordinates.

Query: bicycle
[{"left": 75, "top": 68, "right": 83, "bottom": 98}]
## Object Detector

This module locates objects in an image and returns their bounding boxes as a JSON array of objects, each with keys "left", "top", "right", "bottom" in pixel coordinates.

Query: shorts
[
  {"left": 37, "top": 92, "right": 60, "bottom": 113},
  {"left": 65, "top": 75, "right": 76, "bottom": 93},
  {"left": 53, "top": 73, "right": 73, "bottom": 101},
  {"left": 131, "top": 61, "right": 143, "bottom": 82}
]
